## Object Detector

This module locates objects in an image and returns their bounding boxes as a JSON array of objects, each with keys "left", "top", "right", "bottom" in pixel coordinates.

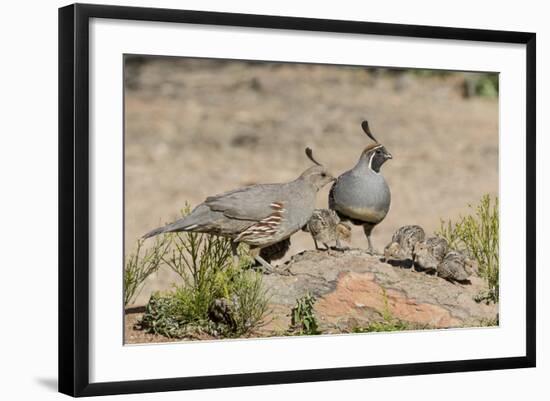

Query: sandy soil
[{"left": 124, "top": 57, "right": 498, "bottom": 309}]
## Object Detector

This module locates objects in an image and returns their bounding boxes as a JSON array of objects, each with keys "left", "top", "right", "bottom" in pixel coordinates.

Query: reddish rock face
[
  {"left": 260, "top": 249, "right": 498, "bottom": 335},
  {"left": 316, "top": 271, "right": 461, "bottom": 329}
]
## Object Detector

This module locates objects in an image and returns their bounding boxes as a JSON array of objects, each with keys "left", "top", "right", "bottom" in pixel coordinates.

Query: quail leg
[
  {"left": 231, "top": 241, "right": 240, "bottom": 266},
  {"left": 323, "top": 242, "right": 332, "bottom": 255},
  {"left": 334, "top": 238, "right": 349, "bottom": 252},
  {"left": 254, "top": 254, "right": 275, "bottom": 273},
  {"left": 366, "top": 238, "right": 381, "bottom": 255},
  {"left": 363, "top": 224, "right": 376, "bottom": 255},
  {"left": 313, "top": 238, "right": 320, "bottom": 251}
]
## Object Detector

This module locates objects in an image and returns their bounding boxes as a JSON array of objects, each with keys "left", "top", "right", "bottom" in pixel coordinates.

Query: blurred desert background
[{"left": 124, "top": 56, "right": 498, "bottom": 307}]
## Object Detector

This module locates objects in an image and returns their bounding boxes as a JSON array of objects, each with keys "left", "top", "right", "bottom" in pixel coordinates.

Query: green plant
[
  {"left": 353, "top": 320, "right": 412, "bottom": 333},
  {"left": 138, "top": 267, "right": 269, "bottom": 339},
  {"left": 476, "top": 315, "right": 499, "bottom": 327},
  {"left": 135, "top": 292, "right": 193, "bottom": 338},
  {"left": 352, "top": 288, "right": 413, "bottom": 333},
  {"left": 230, "top": 269, "right": 270, "bottom": 335},
  {"left": 124, "top": 236, "right": 170, "bottom": 306},
  {"left": 136, "top": 204, "right": 269, "bottom": 338},
  {"left": 474, "top": 74, "right": 499, "bottom": 98},
  {"left": 463, "top": 73, "right": 499, "bottom": 98},
  {"left": 163, "top": 206, "right": 233, "bottom": 285},
  {"left": 437, "top": 219, "right": 463, "bottom": 250},
  {"left": 290, "top": 292, "right": 320, "bottom": 335},
  {"left": 438, "top": 195, "right": 499, "bottom": 302}
]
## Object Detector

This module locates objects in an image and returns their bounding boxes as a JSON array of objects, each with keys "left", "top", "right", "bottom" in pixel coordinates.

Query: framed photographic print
[{"left": 58, "top": 3, "right": 536, "bottom": 397}]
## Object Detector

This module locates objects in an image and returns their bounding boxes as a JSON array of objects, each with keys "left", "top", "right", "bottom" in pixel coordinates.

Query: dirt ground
[{"left": 124, "top": 57, "right": 498, "bottom": 310}]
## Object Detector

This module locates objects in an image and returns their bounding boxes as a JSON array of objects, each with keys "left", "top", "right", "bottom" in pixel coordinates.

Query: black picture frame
[{"left": 59, "top": 3, "right": 536, "bottom": 397}]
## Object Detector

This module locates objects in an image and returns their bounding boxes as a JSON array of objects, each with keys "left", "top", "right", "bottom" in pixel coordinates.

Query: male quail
[
  {"left": 383, "top": 225, "right": 425, "bottom": 269},
  {"left": 143, "top": 148, "right": 335, "bottom": 272},
  {"left": 413, "top": 236, "right": 449, "bottom": 273},
  {"left": 437, "top": 250, "right": 477, "bottom": 283},
  {"left": 302, "top": 208, "right": 352, "bottom": 253},
  {"left": 329, "top": 120, "right": 392, "bottom": 254}
]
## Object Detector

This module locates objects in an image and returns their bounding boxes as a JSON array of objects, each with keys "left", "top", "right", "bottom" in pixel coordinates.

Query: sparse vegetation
[
  {"left": 163, "top": 206, "right": 238, "bottom": 283},
  {"left": 353, "top": 319, "right": 412, "bottom": 333},
  {"left": 375, "top": 68, "right": 499, "bottom": 98},
  {"left": 476, "top": 315, "right": 499, "bottom": 327},
  {"left": 290, "top": 293, "right": 320, "bottom": 335},
  {"left": 135, "top": 205, "right": 269, "bottom": 338},
  {"left": 352, "top": 288, "right": 413, "bottom": 333},
  {"left": 137, "top": 265, "right": 269, "bottom": 338},
  {"left": 472, "top": 74, "right": 499, "bottom": 98},
  {"left": 438, "top": 195, "right": 499, "bottom": 303},
  {"left": 410, "top": 69, "right": 499, "bottom": 98},
  {"left": 124, "top": 236, "right": 171, "bottom": 307}
]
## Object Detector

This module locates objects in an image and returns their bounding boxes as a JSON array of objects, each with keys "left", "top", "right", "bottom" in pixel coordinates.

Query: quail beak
[{"left": 385, "top": 152, "right": 393, "bottom": 160}]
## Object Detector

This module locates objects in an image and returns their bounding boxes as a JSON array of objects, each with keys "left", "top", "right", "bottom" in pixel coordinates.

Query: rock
[{"left": 260, "top": 249, "right": 497, "bottom": 334}]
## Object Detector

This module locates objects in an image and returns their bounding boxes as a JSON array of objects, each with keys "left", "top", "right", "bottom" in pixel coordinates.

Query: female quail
[
  {"left": 329, "top": 120, "right": 392, "bottom": 254},
  {"left": 143, "top": 148, "right": 335, "bottom": 272}
]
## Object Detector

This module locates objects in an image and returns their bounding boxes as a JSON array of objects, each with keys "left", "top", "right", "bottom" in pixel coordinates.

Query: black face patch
[{"left": 369, "top": 146, "right": 390, "bottom": 173}]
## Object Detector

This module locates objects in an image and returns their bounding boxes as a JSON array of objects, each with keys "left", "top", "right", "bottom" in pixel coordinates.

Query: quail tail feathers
[{"left": 142, "top": 204, "right": 222, "bottom": 239}]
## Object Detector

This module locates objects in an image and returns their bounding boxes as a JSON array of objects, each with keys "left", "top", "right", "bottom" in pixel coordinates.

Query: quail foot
[
  {"left": 329, "top": 120, "right": 392, "bottom": 254},
  {"left": 143, "top": 148, "right": 335, "bottom": 272}
]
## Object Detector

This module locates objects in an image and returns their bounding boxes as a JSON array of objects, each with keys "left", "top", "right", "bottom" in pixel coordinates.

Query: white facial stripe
[
  {"left": 368, "top": 152, "right": 377, "bottom": 172},
  {"left": 368, "top": 146, "right": 383, "bottom": 174}
]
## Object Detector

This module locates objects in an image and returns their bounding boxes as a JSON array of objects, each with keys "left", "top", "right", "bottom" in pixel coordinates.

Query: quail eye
[
  {"left": 376, "top": 150, "right": 382, "bottom": 154},
  {"left": 321, "top": 173, "right": 327, "bottom": 177}
]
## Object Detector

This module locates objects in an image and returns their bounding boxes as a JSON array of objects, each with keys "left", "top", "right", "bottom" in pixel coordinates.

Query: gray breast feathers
[{"left": 330, "top": 172, "right": 390, "bottom": 224}]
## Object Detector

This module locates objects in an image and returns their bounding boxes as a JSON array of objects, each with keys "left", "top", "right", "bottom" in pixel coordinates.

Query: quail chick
[
  {"left": 143, "top": 148, "right": 335, "bottom": 272},
  {"left": 437, "top": 251, "right": 477, "bottom": 283},
  {"left": 384, "top": 225, "right": 425, "bottom": 269},
  {"left": 392, "top": 225, "right": 425, "bottom": 259},
  {"left": 335, "top": 222, "right": 352, "bottom": 246},
  {"left": 302, "top": 209, "right": 352, "bottom": 253},
  {"left": 413, "top": 236, "right": 448, "bottom": 273},
  {"left": 329, "top": 120, "right": 392, "bottom": 254},
  {"left": 208, "top": 298, "right": 236, "bottom": 329},
  {"left": 384, "top": 241, "right": 408, "bottom": 263}
]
